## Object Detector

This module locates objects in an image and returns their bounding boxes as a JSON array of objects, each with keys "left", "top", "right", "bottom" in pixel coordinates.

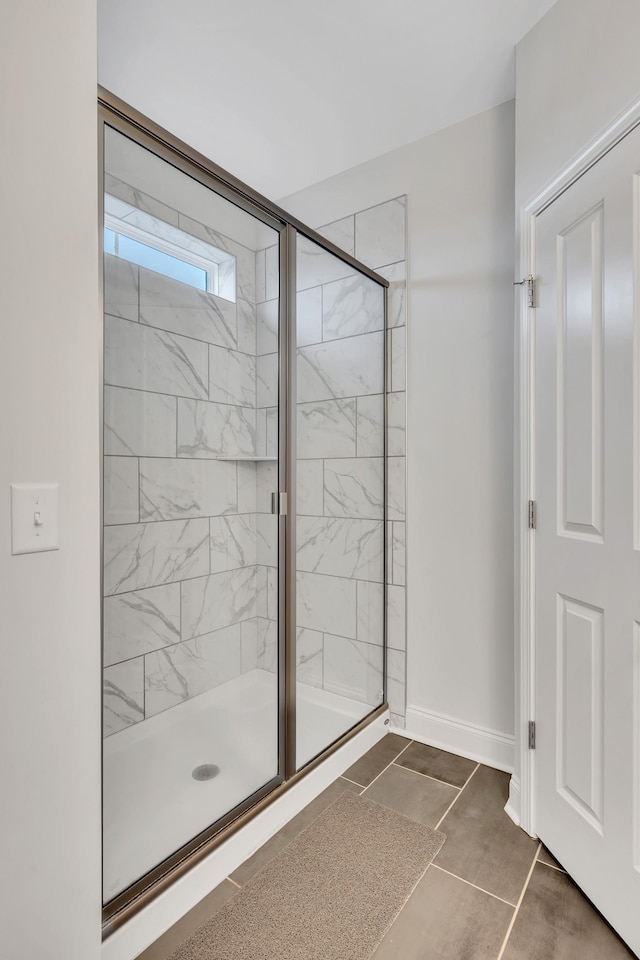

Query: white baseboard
[
  {"left": 102, "top": 711, "right": 389, "bottom": 960},
  {"left": 504, "top": 776, "right": 521, "bottom": 826},
  {"left": 403, "top": 705, "right": 514, "bottom": 773}
]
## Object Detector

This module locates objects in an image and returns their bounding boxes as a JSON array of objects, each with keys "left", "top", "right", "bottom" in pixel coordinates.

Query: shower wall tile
[
  {"left": 392, "top": 522, "right": 406, "bottom": 586},
  {"left": 104, "top": 254, "right": 139, "bottom": 322},
  {"left": 322, "top": 274, "right": 384, "bottom": 342},
  {"left": 177, "top": 398, "right": 256, "bottom": 459},
  {"left": 297, "top": 628, "right": 323, "bottom": 688},
  {"left": 139, "top": 267, "right": 237, "bottom": 348},
  {"left": 257, "top": 353, "right": 278, "bottom": 408},
  {"left": 257, "top": 299, "right": 279, "bottom": 355},
  {"left": 237, "top": 461, "right": 257, "bottom": 514},
  {"left": 296, "top": 235, "right": 356, "bottom": 291},
  {"left": 267, "top": 566, "right": 278, "bottom": 621},
  {"left": 106, "top": 173, "right": 179, "bottom": 225},
  {"left": 265, "top": 245, "right": 279, "bottom": 302},
  {"left": 241, "top": 618, "right": 259, "bottom": 672},
  {"left": 139, "top": 457, "right": 237, "bottom": 521},
  {"left": 181, "top": 566, "right": 257, "bottom": 640},
  {"left": 256, "top": 617, "right": 278, "bottom": 673},
  {"left": 104, "top": 315, "right": 209, "bottom": 400},
  {"left": 323, "top": 458, "right": 384, "bottom": 520},
  {"left": 377, "top": 261, "right": 406, "bottom": 328},
  {"left": 297, "top": 571, "right": 357, "bottom": 638},
  {"left": 210, "top": 514, "right": 257, "bottom": 572},
  {"left": 315, "top": 216, "right": 355, "bottom": 257},
  {"left": 297, "top": 459, "right": 324, "bottom": 516},
  {"left": 323, "top": 634, "right": 381, "bottom": 704},
  {"left": 297, "top": 332, "right": 384, "bottom": 403},
  {"left": 297, "top": 517, "right": 384, "bottom": 582},
  {"left": 104, "top": 518, "right": 210, "bottom": 596},
  {"left": 297, "top": 287, "right": 323, "bottom": 347},
  {"left": 297, "top": 398, "right": 357, "bottom": 459},
  {"left": 209, "top": 345, "right": 256, "bottom": 407},
  {"left": 256, "top": 514, "right": 278, "bottom": 567},
  {"left": 103, "top": 659, "right": 144, "bottom": 736},
  {"left": 103, "top": 583, "right": 181, "bottom": 667},
  {"left": 256, "top": 565, "right": 268, "bottom": 619},
  {"left": 387, "top": 585, "right": 406, "bottom": 652},
  {"left": 387, "top": 457, "right": 406, "bottom": 522},
  {"left": 237, "top": 298, "right": 257, "bottom": 354},
  {"left": 356, "top": 581, "right": 384, "bottom": 647},
  {"left": 255, "top": 249, "right": 266, "bottom": 304},
  {"left": 356, "top": 395, "right": 384, "bottom": 457},
  {"left": 391, "top": 326, "right": 406, "bottom": 392},
  {"left": 145, "top": 624, "right": 242, "bottom": 717},
  {"left": 256, "top": 408, "right": 267, "bottom": 456},
  {"left": 266, "top": 406, "right": 278, "bottom": 457},
  {"left": 386, "top": 648, "right": 406, "bottom": 717},
  {"left": 104, "top": 456, "right": 139, "bottom": 526},
  {"left": 354, "top": 197, "right": 406, "bottom": 269},
  {"left": 104, "top": 386, "right": 177, "bottom": 458},
  {"left": 386, "top": 520, "right": 393, "bottom": 586},
  {"left": 387, "top": 391, "right": 406, "bottom": 456},
  {"left": 256, "top": 461, "right": 277, "bottom": 514}
]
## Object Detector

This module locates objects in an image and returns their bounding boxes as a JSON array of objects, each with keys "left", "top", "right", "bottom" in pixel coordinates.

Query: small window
[
  {"left": 104, "top": 227, "right": 208, "bottom": 290},
  {"left": 104, "top": 194, "right": 236, "bottom": 300}
]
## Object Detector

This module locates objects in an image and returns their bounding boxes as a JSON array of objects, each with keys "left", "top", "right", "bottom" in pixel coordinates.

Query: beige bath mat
[{"left": 169, "top": 791, "right": 445, "bottom": 960}]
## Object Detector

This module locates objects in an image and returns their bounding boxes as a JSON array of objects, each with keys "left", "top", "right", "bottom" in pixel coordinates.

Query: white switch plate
[{"left": 11, "top": 483, "right": 60, "bottom": 555}]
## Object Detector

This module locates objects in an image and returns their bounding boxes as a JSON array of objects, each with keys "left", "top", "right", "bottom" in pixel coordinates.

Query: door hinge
[
  {"left": 514, "top": 274, "right": 536, "bottom": 308},
  {"left": 528, "top": 720, "right": 536, "bottom": 750},
  {"left": 271, "top": 491, "right": 288, "bottom": 516},
  {"left": 528, "top": 500, "right": 537, "bottom": 529}
]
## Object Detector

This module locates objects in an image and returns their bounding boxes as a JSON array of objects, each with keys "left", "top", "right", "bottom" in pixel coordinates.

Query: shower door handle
[{"left": 271, "top": 492, "right": 288, "bottom": 516}]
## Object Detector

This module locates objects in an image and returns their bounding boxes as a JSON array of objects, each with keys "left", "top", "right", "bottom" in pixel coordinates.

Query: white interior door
[{"left": 535, "top": 123, "right": 640, "bottom": 956}]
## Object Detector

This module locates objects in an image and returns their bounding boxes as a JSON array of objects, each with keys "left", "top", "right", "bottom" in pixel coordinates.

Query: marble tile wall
[
  {"left": 103, "top": 174, "right": 271, "bottom": 737},
  {"left": 102, "top": 180, "right": 407, "bottom": 738},
  {"left": 314, "top": 197, "right": 407, "bottom": 727}
]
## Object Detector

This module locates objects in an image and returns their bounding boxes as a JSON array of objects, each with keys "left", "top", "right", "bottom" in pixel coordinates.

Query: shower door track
[{"left": 98, "top": 87, "right": 389, "bottom": 938}]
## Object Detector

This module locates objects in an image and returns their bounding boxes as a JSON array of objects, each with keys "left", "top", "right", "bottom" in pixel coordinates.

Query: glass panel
[
  {"left": 102, "top": 126, "right": 280, "bottom": 903},
  {"left": 295, "top": 234, "right": 386, "bottom": 770}
]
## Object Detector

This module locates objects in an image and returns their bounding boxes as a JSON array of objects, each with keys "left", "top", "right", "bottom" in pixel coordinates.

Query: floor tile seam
[
  {"left": 366, "top": 858, "right": 438, "bottom": 958},
  {"left": 495, "top": 841, "right": 542, "bottom": 960},
  {"left": 391, "top": 760, "right": 463, "bottom": 791},
  {"left": 340, "top": 774, "right": 367, "bottom": 790},
  {"left": 434, "top": 762, "right": 481, "bottom": 831},
  {"left": 429, "top": 863, "right": 518, "bottom": 909},
  {"left": 536, "top": 857, "right": 566, "bottom": 874},
  {"left": 226, "top": 877, "right": 242, "bottom": 890},
  {"left": 361, "top": 738, "right": 414, "bottom": 794}
]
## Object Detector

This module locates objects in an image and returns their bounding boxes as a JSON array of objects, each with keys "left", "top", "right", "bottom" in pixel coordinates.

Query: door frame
[{"left": 516, "top": 93, "right": 640, "bottom": 836}]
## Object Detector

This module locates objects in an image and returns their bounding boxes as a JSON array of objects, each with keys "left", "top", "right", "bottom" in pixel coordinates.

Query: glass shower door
[
  {"left": 294, "top": 233, "right": 386, "bottom": 769},
  {"left": 101, "top": 125, "right": 282, "bottom": 904}
]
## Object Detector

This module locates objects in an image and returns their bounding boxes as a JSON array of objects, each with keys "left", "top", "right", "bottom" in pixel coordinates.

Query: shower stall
[{"left": 99, "top": 90, "right": 388, "bottom": 930}]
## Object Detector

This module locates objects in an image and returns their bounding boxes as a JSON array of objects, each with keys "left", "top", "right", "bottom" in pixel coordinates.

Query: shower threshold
[{"left": 103, "top": 669, "right": 373, "bottom": 902}]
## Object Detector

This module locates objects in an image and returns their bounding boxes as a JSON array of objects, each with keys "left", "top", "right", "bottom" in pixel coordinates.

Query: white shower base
[{"left": 103, "top": 669, "right": 373, "bottom": 900}]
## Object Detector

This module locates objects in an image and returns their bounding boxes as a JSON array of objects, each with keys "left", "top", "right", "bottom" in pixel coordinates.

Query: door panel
[{"left": 535, "top": 123, "right": 640, "bottom": 956}]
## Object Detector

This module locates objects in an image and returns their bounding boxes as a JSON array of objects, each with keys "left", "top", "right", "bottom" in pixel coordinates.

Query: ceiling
[{"left": 98, "top": 0, "right": 557, "bottom": 201}]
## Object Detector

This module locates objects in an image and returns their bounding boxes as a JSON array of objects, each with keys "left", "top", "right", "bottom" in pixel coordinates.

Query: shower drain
[{"left": 192, "top": 763, "right": 220, "bottom": 782}]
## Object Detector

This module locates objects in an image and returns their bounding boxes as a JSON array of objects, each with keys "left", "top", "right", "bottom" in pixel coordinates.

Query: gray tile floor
[{"left": 138, "top": 735, "right": 637, "bottom": 960}]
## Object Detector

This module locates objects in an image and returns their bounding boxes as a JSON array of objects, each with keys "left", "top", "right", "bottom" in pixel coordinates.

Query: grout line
[
  {"left": 391, "top": 761, "right": 462, "bottom": 791},
  {"left": 361, "top": 739, "right": 413, "bottom": 794},
  {"left": 496, "top": 843, "right": 541, "bottom": 960},
  {"left": 340, "top": 775, "right": 366, "bottom": 789},
  {"left": 434, "top": 763, "right": 480, "bottom": 831},
  {"left": 430, "top": 864, "right": 517, "bottom": 908},
  {"left": 537, "top": 858, "right": 566, "bottom": 874},
  {"left": 226, "top": 877, "right": 242, "bottom": 890}
]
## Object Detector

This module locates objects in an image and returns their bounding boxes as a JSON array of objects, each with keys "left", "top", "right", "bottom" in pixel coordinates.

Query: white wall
[
  {"left": 281, "top": 101, "right": 516, "bottom": 762},
  {"left": 516, "top": 0, "right": 640, "bottom": 208},
  {"left": 0, "top": 4, "right": 102, "bottom": 959},
  {"left": 514, "top": 0, "right": 640, "bottom": 801}
]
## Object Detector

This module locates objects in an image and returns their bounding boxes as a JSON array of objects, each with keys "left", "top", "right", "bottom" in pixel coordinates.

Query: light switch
[{"left": 11, "top": 484, "right": 59, "bottom": 555}]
